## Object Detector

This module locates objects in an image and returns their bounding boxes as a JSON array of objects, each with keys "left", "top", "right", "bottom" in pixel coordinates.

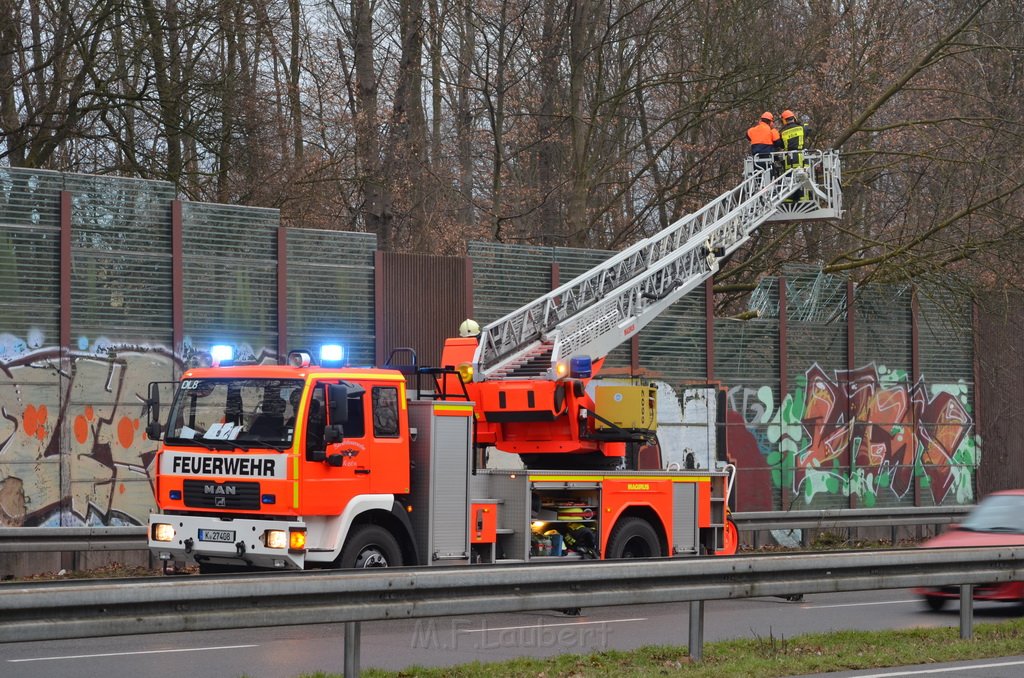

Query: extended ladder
[{"left": 473, "top": 150, "right": 843, "bottom": 380}]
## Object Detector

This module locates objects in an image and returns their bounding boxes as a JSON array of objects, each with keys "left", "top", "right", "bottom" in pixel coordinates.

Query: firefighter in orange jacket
[{"left": 747, "top": 111, "right": 781, "bottom": 173}]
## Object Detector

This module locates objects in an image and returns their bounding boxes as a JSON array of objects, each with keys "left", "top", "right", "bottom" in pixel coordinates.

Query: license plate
[{"left": 198, "top": 529, "right": 235, "bottom": 543}]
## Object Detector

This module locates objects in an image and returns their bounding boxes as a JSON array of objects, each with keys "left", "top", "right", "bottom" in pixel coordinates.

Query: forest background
[{"left": 1, "top": 0, "right": 1022, "bottom": 308}]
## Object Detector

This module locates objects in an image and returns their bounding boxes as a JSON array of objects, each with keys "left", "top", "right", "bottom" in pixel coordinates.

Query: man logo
[
  {"left": 204, "top": 484, "right": 237, "bottom": 495},
  {"left": 215, "top": 496, "right": 226, "bottom": 507}
]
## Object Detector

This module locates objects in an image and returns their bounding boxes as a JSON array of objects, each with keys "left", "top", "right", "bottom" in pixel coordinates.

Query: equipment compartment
[{"left": 529, "top": 482, "right": 600, "bottom": 559}]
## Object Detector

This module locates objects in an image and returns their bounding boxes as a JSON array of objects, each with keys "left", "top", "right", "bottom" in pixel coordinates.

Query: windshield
[
  {"left": 165, "top": 378, "right": 305, "bottom": 449},
  {"left": 959, "top": 494, "right": 1024, "bottom": 533}
]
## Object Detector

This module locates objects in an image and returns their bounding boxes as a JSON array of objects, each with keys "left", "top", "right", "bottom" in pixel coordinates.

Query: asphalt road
[{"left": 1, "top": 589, "right": 1022, "bottom": 678}]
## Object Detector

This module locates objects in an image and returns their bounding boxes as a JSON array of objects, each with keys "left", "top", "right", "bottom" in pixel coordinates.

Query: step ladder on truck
[{"left": 146, "top": 151, "right": 842, "bottom": 572}]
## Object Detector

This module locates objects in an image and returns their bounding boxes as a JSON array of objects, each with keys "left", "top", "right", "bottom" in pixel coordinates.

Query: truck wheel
[
  {"left": 606, "top": 517, "right": 662, "bottom": 559},
  {"left": 338, "top": 525, "right": 403, "bottom": 569},
  {"left": 923, "top": 595, "right": 947, "bottom": 612}
]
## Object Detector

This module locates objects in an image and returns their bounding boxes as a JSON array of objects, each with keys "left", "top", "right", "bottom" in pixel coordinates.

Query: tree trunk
[{"left": 349, "top": 0, "right": 390, "bottom": 246}]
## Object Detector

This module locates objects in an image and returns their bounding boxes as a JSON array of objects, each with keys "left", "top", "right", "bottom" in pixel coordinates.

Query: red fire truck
[{"left": 147, "top": 152, "right": 842, "bottom": 571}]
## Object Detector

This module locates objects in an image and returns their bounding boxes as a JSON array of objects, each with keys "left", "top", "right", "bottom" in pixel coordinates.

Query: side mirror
[
  {"left": 327, "top": 384, "right": 349, "bottom": 424},
  {"left": 143, "top": 381, "right": 161, "bottom": 423},
  {"left": 324, "top": 424, "right": 344, "bottom": 444},
  {"left": 146, "top": 421, "right": 163, "bottom": 441}
]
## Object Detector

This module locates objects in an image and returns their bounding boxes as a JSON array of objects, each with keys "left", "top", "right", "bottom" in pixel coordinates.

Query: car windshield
[
  {"left": 164, "top": 378, "right": 305, "bottom": 450},
  {"left": 959, "top": 494, "right": 1024, "bottom": 533}
]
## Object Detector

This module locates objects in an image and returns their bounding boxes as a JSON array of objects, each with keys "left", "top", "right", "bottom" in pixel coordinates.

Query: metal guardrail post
[
  {"left": 959, "top": 584, "right": 973, "bottom": 640},
  {"left": 688, "top": 600, "right": 704, "bottom": 662},
  {"left": 344, "top": 621, "right": 361, "bottom": 677}
]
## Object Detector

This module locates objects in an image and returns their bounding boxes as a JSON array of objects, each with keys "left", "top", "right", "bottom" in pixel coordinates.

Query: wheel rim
[{"left": 356, "top": 546, "right": 389, "bottom": 568}]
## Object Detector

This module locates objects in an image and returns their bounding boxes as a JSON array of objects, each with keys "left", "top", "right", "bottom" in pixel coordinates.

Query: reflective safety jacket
[
  {"left": 780, "top": 123, "right": 808, "bottom": 169},
  {"left": 747, "top": 121, "right": 780, "bottom": 157}
]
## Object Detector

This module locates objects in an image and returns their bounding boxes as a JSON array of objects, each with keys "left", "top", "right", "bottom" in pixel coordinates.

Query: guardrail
[
  {"left": 0, "top": 526, "right": 147, "bottom": 553},
  {"left": 732, "top": 505, "right": 972, "bottom": 546},
  {"left": 0, "top": 506, "right": 971, "bottom": 555},
  {"left": 2, "top": 547, "right": 1022, "bottom": 677}
]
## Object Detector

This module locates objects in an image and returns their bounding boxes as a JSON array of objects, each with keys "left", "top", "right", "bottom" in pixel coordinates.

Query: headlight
[
  {"left": 152, "top": 523, "right": 175, "bottom": 542},
  {"left": 265, "top": 529, "right": 288, "bottom": 549}
]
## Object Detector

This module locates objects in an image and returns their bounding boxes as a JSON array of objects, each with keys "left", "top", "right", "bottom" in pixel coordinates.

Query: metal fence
[
  {"left": 471, "top": 250, "right": 979, "bottom": 515},
  {"left": 2, "top": 547, "right": 1021, "bottom": 676}
]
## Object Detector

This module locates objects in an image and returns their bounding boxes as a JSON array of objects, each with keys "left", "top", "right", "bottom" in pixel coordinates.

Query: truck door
[
  {"left": 368, "top": 383, "right": 409, "bottom": 494},
  {"left": 299, "top": 381, "right": 372, "bottom": 514}
]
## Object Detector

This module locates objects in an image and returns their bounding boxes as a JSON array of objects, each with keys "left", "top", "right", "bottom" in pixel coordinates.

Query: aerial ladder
[{"left": 441, "top": 150, "right": 842, "bottom": 467}]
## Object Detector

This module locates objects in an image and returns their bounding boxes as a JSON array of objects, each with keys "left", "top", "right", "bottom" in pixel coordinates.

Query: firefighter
[
  {"left": 458, "top": 318, "right": 480, "bottom": 338},
  {"left": 746, "top": 111, "right": 781, "bottom": 174},
  {"left": 779, "top": 110, "right": 811, "bottom": 170},
  {"left": 779, "top": 110, "right": 812, "bottom": 200}
]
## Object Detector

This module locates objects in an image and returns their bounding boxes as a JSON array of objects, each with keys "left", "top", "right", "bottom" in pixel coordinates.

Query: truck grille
[{"left": 183, "top": 480, "right": 260, "bottom": 510}]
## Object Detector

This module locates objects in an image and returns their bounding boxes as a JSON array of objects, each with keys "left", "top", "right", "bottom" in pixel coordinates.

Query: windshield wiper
[
  {"left": 234, "top": 439, "right": 291, "bottom": 452},
  {"left": 982, "top": 526, "right": 1022, "bottom": 533},
  {"left": 165, "top": 436, "right": 217, "bottom": 450}
]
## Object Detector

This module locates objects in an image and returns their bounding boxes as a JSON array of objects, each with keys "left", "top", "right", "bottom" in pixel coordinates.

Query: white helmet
[{"left": 458, "top": 318, "right": 480, "bottom": 337}]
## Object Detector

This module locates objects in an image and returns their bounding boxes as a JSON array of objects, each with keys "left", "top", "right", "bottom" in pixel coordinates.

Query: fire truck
[{"left": 147, "top": 151, "right": 842, "bottom": 572}]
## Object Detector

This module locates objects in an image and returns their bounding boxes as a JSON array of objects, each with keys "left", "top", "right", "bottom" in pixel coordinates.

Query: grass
[{"left": 294, "top": 617, "right": 1024, "bottom": 678}]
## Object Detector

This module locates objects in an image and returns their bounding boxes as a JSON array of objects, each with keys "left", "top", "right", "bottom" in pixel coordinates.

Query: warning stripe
[
  {"left": 434, "top": 403, "right": 475, "bottom": 417},
  {"left": 530, "top": 474, "right": 712, "bottom": 483}
]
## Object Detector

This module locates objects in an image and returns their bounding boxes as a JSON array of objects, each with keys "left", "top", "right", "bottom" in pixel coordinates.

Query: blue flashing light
[
  {"left": 210, "top": 344, "right": 234, "bottom": 365},
  {"left": 169, "top": 490, "right": 182, "bottom": 501},
  {"left": 261, "top": 494, "right": 277, "bottom": 505},
  {"left": 569, "top": 356, "right": 593, "bottom": 379},
  {"left": 320, "top": 344, "right": 345, "bottom": 365}
]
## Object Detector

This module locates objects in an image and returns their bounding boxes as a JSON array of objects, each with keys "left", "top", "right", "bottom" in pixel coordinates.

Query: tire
[
  {"left": 605, "top": 517, "right": 663, "bottom": 559},
  {"left": 337, "top": 524, "right": 403, "bottom": 569},
  {"left": 924, "top": 595, "right": 947, "bottom": 612}
]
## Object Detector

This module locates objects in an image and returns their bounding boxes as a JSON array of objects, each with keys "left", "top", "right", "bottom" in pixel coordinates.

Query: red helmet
[
  {"left": 781, "top": 109, "right": 795, "bottom": 122},
  {"left": 761, "top": 111, "right": 774, "bottom": 122}
]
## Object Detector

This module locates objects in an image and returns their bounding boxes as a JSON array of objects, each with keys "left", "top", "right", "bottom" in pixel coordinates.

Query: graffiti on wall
[
  {"left": 0, "top": 333, "right": 175, "bottom": 527},
  {"left": 727, "top": 363, "right": 978, "bottom": 509},
  {"left": 0, "top": 331, "right": 273, "bottom": 527}
]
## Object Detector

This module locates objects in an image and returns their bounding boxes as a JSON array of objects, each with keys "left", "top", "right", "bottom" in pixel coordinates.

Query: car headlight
[
  {"left": 265, "top": 529, "right": 288, "bottom": 550},
  {"left": 152, "top": 523, "right": 175, "bottom": 542}
]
